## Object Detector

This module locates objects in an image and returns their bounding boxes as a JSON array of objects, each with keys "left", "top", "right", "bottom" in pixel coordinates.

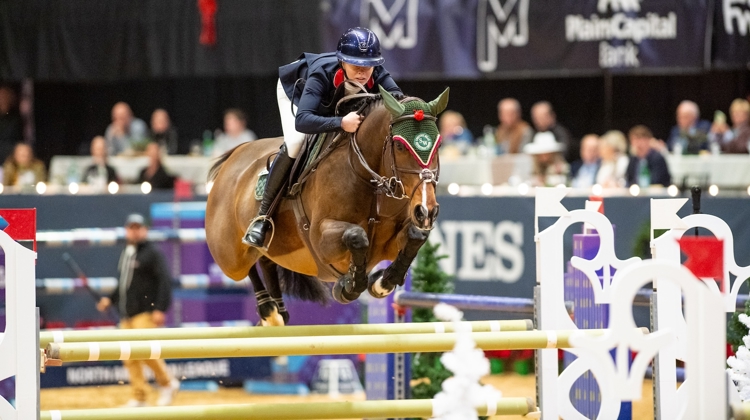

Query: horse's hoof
[
  {"left": 367, "top": 269, "right": 394, "bottom": 298},
  {"left": 332, "top": 278, "right": 360, "bottom": 304},
  {"left": 259, "top": 306, "right": 285, "bottom": 327}
]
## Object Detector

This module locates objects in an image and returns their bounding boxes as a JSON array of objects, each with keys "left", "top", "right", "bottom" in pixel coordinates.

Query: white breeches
[{"left": 277, "top": 78, "right": 306, "bottom": 158}]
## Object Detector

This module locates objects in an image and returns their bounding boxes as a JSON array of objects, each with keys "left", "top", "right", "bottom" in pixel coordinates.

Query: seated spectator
[
  {"left": 212, "top": 109, "right": 257, "bottom": 157},
  {"left": 495, "top": 98, "right": 533, "bottom": 154},
  {"left": 523, "top": 131, "right": 569, "bottom": 187},
  {"left": 438, "top": 110, "right": 474, "bottom": 157},
  {"left": 150, "top": 109, "right": 179, "bottom": 155},
  {"left": 0, "top": 86, "right": 22, "bottom": 164},
  {"left": 666, "top": 100, "right": 711, "bottom": 155},
  {"left": 531, "top": 101, "right": 575, "bottom": 162},
  {"left": 570, "top": 134, "right": 600, "bottom": 189},
  {"left": 2, "top": 142, "right": 46, "bottom": 187},
  {"left": 596, "top": 130, "right": 629, "bottom": 188},
  {"left": 105, "top": 102, "right": 148, "bottom": 156},
  {"left": 626, "top": 125, "right": 671, "bottom": 187},
  {"left": 82, "top": 136, "right": 118, "bottom": 188},
  {"left": 138, "top": 142, "right": 175, "bottom": 189},
  {"left": 712, "top": 99, "right": 750, "bottom": 154}
]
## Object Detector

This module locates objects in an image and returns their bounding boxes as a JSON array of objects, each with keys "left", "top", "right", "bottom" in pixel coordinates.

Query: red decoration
[
  {"left": 0, "top": 208, "right": 36, "bottom": 251},
  {"left": 678, "top": 236, "right": 724, "bottom": 280},
  {"left": 588, "top": 195, "right": 604, "bottom": 214},
  {"left": 198, "top": 0, "right": 218, "bottom": 46},
  {"left": 174, "top": 178, "right": 194, "bottom": 201},
  {"left": 414, "top": 109, "right": 424, "bottom": 121}
]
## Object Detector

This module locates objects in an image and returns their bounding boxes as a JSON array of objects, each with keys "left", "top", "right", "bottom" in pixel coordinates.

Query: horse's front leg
[
  {"left": 317, "top": 219, "right": 369, "bottom": 304},
  {"left": 368, "top": 224, "right": 429, "bottom": 298}
]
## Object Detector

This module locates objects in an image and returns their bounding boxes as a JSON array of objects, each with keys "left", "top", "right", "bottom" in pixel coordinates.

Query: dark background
[{"left": 0, "top": 1, "right": 747, "bottom": 164}]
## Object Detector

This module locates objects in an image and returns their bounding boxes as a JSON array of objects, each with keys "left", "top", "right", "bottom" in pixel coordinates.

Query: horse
[{"left": 205, "top": 85, "right": 449, "bottom": 326}]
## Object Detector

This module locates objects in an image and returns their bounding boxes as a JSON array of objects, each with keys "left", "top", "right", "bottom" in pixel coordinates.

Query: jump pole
[
  {"left": 395, "top": 290, "right": 573, "bottom": 314},
  {"left": 45, "top": 329, "right": 623, "bottom": 363},
  {"left": 39, "top": 319, "right": 533, "bottom": 348},
  {"left": 40, "top": 398, "right": 535, "bottom": 420}
]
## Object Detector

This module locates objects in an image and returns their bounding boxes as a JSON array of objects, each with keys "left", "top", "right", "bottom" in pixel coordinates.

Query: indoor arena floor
[{"left": 40, "top": 373, "right": 654, "bottom": 419}]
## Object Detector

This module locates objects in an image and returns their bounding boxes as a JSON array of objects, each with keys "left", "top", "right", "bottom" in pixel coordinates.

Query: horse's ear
[
  {"left": 427, "top": 87, "right": 450, "bottom": 116},
  {"left": 379, "top": 85, "right": 405, "bottom": 117}
]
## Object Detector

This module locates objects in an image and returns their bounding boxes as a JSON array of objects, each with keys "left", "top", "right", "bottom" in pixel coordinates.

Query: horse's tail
[
  {"left": 276, "top": 266, "right": 330, "bottom": 305},
  {"left": 207, "top": 145, "right": 242, "bottom": 182}
]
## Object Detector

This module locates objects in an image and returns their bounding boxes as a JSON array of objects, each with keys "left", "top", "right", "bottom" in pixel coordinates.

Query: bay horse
[{"left": 205, "top": 85, "right": 449, "bottom": 326}]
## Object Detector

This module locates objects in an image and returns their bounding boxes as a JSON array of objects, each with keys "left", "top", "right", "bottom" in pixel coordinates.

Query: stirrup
[{"left": 243, "top": 215, "right": 276, "bottom": 250}]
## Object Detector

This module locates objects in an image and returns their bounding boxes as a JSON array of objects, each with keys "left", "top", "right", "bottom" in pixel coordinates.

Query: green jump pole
[
  {"left": 40, "top": 398, "right": 536, "bottom": 420},
  {"left": 39, "top": 319, "right": 533, "bottom": 348},
  {"left": 46, "top": 329, "right": 610, "bottom": 363}
]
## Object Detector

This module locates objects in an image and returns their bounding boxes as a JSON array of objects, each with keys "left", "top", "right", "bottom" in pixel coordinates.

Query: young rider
[{"left": 243, "top": 27, "right": 403, "bottom": 248}]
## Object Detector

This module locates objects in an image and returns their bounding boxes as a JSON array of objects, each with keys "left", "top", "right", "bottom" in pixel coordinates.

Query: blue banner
[
  {"left": 712, "top": 0, "right": 750, "bottom": 69},
  {"left": 324, "top": 0, "right": 710, "bottom": 78}
]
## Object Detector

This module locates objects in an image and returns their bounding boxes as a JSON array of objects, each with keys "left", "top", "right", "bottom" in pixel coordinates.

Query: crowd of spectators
[
  {"left": 0, "top": 87, "right": 259, "bottom": 190},
  {"left": 0, "top": 81, "right": 749, "bottom": 193},
  {"left": 440, "top": 96, "right": 750, "bottom": 189}
]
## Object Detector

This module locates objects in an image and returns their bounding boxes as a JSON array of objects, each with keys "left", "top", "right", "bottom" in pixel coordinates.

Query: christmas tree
[{"left": 410, "top": 241, "right": 454, "bottom": 400}]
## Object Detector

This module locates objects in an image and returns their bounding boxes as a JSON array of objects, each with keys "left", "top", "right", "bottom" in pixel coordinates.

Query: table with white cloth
[
  {"left": 49, "top": 155, "right": 215, "bottom": 186},
  {"left": 48, "top": 153, "right": 750, "bottom": 190}
]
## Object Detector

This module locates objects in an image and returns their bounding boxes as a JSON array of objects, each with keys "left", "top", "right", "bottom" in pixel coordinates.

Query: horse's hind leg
[
  {"left": 248, "top": 263, "right": 285, "bottom": 326},
  {"left": 368, "top": 224, "right": 429, "bottom": 298},
  {"left": 257, "top": 257, "right": 289, "bottom": 325}
]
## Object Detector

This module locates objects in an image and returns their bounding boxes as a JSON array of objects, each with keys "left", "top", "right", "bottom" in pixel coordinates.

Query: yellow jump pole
[
  {"left": 39, "top": 319, "right": 533, "bottom": 348},
  {"left": 733, "top": 403, "right": 750, "bottom": 420},
  {"left": 46, "top": 329, "right": 610, "bottom": 363},
  {"left": 40, "top": 397, "right": 536, "bottom": 420}
]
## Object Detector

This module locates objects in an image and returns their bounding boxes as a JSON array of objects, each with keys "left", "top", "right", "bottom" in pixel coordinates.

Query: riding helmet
[{"left": 336, "top": 27, "right": 385, "bottom": 67}]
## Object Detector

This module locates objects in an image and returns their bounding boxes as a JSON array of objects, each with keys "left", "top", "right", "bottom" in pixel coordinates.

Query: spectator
[
  {"left": 2, "top": 142, "right": 46, "bottom": 187},
  {"left": 495, "top": 98, "right": 533, "bottom": 154},
  {"left": 570, "top": 134, "right": 600, "bottom": 189},
  {"left": 150, "top": 109, "right": 179, "bottom": 155},
  {"left": 212, "top": 109, "right": 257, "bottom": 157},
  {"left": 713, "top": 99, "right": 750, "bottom": 154},
  {"left": 438, "top": 110, "right": 474, "bottom": 157},
  {"left": 82, "top": 136, "right": 118, "bottom": 188},
  {"left": 666, "top": 100, "right": 711, "bottom": 155},
  {"left": 523, "top": 131, "right": 569, "bottom": 187},
  {"left": 138, "top": 142, "right": 175, "bottom": 189},
  {"left": 531, "top": 101, "right": 576, "bottom": 162},
  {"left": 105, "top": 102, "right": 148, "bottom": 156},
  {"left": 96, "top": 214, "right": 180, "bottom": 407},
  {"left": 596, "top": 130, "right": 629, "bottom": 188},
  {"left": 626, "top": 125, "right": 671, "bottom": 187},
  {"left": 0, "top": 86, "right": 22, "bottom": 163}
]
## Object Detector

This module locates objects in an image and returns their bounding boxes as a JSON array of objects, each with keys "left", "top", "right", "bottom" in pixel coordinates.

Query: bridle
[{"left": 347, "top": 95, "right": 441, "bottom": 228}]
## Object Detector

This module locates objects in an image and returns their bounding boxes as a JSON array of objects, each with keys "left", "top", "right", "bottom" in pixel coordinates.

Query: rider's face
[{"left": 341, "top": 63, "right": 374, "bottom": 86}]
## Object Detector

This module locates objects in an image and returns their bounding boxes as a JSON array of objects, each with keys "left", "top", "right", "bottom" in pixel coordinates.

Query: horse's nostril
[
  {"left": 414, "top": 205, "right": 427, "bottom": 222},
  {"left": 429, "top": 204, "right": 440, "bottom": 222}
]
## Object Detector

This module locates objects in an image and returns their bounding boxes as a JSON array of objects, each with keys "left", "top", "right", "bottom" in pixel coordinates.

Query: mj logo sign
[
  {"left": 360, "top": 0, "right": 419, "bottom": 50},
  {"left": 476, "top": 0, "right": 529, "bottom": 72}
]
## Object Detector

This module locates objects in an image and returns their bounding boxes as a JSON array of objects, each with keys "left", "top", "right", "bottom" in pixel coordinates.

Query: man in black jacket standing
[{"left": 97, "top": 213, "right": 179, "bottom": 407}]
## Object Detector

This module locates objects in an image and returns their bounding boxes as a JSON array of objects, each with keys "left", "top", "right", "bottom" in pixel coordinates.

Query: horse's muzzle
[{"left": 413, "top": 204, "right": 439, "bottom": 231}]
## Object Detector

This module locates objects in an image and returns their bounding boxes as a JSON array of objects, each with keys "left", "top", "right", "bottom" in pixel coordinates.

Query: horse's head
[{"left": 377, "top": 85, "right": 449, "bottom": 231}]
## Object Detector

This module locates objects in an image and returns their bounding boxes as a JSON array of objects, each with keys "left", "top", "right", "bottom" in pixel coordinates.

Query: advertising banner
[{"left": 324, "top": 0, "right": 710, "bottom": 78}]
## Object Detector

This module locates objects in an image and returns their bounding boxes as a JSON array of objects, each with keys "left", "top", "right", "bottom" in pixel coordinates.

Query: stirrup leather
[{"left": 243, "top": 215, "right": 276, "bottom": 250}]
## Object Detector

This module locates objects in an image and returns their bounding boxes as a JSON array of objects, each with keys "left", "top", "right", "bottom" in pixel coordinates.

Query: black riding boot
[{"left": 243, "top": 146, "right": 295, "bottom": 248}]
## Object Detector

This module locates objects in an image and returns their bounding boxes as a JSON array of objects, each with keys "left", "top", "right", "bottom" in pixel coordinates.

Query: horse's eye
[{"left": 394, "top": 142, "right": 406, "bottom": 152}]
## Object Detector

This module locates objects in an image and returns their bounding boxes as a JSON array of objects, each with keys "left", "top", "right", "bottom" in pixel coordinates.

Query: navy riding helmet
[{"left": 336, "top": 27, "right": 385, "bottom": 67}]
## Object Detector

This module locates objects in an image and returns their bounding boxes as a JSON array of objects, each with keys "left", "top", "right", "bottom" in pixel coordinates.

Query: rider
[{"left": 243, "top": 27, "right": 404, "bottom": 248}]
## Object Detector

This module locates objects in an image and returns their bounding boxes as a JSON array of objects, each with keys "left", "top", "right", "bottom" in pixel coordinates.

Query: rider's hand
[{"left": 341, "top": 112, "right": 363, "bottom": 133}]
